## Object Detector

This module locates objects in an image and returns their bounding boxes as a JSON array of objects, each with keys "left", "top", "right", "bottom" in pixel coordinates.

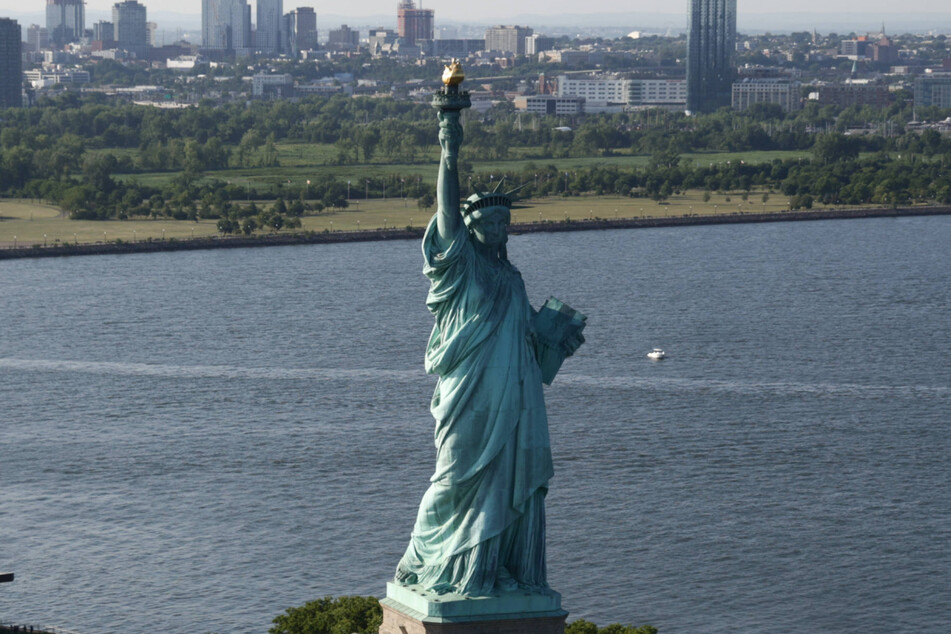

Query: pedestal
[{"left": 379, "top": 582, "right": 567, "bottom": 634}]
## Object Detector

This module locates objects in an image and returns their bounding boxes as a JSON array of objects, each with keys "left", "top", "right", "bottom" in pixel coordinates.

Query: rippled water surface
[{"left": 2, "top": 216, "right": 950, "bottom": 633}]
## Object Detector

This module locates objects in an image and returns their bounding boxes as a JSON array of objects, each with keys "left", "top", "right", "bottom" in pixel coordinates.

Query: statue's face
[{"left": 470, "top": 206, "right": 509, "bottom": 248}]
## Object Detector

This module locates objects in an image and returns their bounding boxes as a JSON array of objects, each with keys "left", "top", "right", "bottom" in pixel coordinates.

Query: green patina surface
[{"left": 390, "top": 71, "right": 585, "bottom": 608}]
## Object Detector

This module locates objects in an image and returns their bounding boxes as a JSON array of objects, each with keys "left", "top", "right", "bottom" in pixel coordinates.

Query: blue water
[{"left": 2, "top": 216, "right": 949, "bottom": 633}]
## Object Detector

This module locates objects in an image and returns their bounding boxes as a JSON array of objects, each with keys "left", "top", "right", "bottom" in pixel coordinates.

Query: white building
[
  {"left": 629, "top": 79, "right": 687, "bottom": 106},
  {"left": 24, "top": 68, "right": 90, "bottom": 88},
  {"left": 557, "top": 75, "right": 628, "bottom": 106},
  {"left": 252, "top": 72, "right": 293, "bottom": 97},
  {"left": 732, "top": 77, "right": 802, "bottom": 112},
  {"left": 556, "top": 75, "right": 687, "bottom": 108},
  {"left": 513, "top": 94, "right": 585, "bottom": 115}
]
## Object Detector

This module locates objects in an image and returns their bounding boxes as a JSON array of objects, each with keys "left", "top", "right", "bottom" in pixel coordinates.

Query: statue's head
[{"left": 463, "top": 192, "right": 511, "bottom": 248}]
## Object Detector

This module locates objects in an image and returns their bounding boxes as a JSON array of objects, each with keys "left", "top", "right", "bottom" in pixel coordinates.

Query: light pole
[
  {"left": 347, "top": 180, "right": 351, "bottom": 201},
  {"left": 365, "top": 179, "right": 369, "bottom": 200}
]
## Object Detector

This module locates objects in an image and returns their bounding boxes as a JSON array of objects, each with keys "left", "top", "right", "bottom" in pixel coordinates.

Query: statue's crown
[
  {"left": 462, "top": 178, "right": 527, "bottom": 217},
  {"left": 462, "top": 192, "right": 511, "bottom": 216}
]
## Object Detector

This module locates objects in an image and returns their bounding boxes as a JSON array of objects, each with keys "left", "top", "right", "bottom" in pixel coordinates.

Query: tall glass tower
[
  {"left": 46, "top": 0, "right": 84, "bottom": 47},
  {"left": 202, "top": 0, "right": 252, "bottom": 54},
  {"left": 0, "top": 18, "right": 21, "bottom": 108},
  {"left": 256, "top": 0, "right": 282, "bottom": 55},
  {"left": 686, "top": 0, "right": 736, "bottom": 114}
]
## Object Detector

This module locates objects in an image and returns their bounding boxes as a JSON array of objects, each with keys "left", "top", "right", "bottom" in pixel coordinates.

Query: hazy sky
[{"left": 0, "top": 0, "right": 944, "bottom": 20}]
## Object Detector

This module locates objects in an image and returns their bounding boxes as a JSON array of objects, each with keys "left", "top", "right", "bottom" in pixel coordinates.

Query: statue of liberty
[{"left": 393, "top": 62, "right": 585, "bottom": 599}]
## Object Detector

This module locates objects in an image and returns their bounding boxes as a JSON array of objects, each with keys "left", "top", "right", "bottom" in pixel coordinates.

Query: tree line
[{"left": 1, "top": 93, "right": 950, "bottom": 225}]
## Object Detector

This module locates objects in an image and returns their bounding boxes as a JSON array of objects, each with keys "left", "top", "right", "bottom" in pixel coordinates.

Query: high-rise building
[
  {"left": 46, "top": 0, "right": 84, "bottom": 47},
  {"left": 113, "top": 1, "right": 148, "bottom": 53},
  {"left": 202, "top": 0, "right": 252, "bottom": 54},
  {"left": 26, "top": 24, "right": 50, "bottom": 52},
  {"left": 284, "top": 7, "right": 317, "bottom": 54},
  {"left": 0, "top": 18, "right": 21, "bottom": 108},
  {"left": 256, "top": 0, "right": 282, "bottom": 54},
  {"left": 397, "top": 0, "right": 433, "bottom": 46},
  {"left": 327, "top": 24, "right": 359, "bottom": 51},
  {"left": 93, "top": 21, "right": 114, "bottom": 45},
  {"left": 686, "top": 0, "right": 736, "bottom": 114},
  {"left": 484, "top": 25, "right": 533, "bottom": 56},
  {"left": 914, "top": 74, "right": 951, "bottom": 108}
]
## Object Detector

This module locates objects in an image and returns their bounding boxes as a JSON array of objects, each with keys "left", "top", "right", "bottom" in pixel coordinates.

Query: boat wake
[
  {"left": 2, "top": 357, "right": 946, "bottom": 399},
  {"left": 556, "top": 372, "right": 951, "bottom": 399},
  {"left": 0, "top": 357, "right": 420, "bottom": 383}
]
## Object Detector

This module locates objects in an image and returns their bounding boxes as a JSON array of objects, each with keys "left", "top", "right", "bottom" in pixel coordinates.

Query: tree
[
  {"left": 566, "top": 620, "right": 658, "bottom": 634},
  {"left": 813, "top": 133, "right": 858, "bottom": 164},
  {"left": 417, "top": 191, "right": 435, "bottom": 210},
  {"left": 270, "top": 596, "right": 382, "bottom": 634}
]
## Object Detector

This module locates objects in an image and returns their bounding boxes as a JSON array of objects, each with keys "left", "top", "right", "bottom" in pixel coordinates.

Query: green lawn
[
  {"left": 115, "top": 148, "right": 818, "bottom": 193},
  {"left": 4, "top": 189, "right": 875, "bottom": 247}
]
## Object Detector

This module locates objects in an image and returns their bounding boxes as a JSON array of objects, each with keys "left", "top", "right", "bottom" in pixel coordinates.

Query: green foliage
[
  {"left": 3, "top": 91, "right": 951, "bottom": 219},
  {"left": 566, "top": 619, "right": 658, "bottom": 634},
  {"left": 269, "top": 595, "right": 382, "bottom": 634},
  {"left": 417, "top": 191, "right": 435, "bottom": 210}
]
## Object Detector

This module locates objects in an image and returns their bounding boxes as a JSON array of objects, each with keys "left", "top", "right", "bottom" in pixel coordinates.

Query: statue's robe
[{"left": 396, "top": 217, "right": 553, "bottom": 596}]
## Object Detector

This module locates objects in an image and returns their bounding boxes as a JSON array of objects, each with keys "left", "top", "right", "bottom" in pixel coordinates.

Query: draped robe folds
[{"left": 395, "top": 216, "right": 554, "bottom": 597}]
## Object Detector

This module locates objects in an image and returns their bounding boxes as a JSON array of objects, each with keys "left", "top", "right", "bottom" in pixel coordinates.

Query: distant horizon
[
  {"left": 2, "top": 2, "right": 950, "bottom": 35},
  {"left": 2, "top": 0, "right": 950, "bottom": 18}
]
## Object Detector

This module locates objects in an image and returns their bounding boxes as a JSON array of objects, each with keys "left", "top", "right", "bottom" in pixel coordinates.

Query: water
[{"left": 2, "top": 216, "right": 949, "bottom": 633}]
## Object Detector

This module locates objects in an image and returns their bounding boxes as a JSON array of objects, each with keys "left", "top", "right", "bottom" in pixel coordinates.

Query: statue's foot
[
  {"left": 394, "top": 566, "right": 418, "bottom": 586},
  {"left": 429, "top": 582, "right": 456, "bottom": 595},
  {"left": 518, "top": 581, "right": 548, "bottom": 592},
  {"left": 494, "top": 567, "right": 518, "bottom": 592}
]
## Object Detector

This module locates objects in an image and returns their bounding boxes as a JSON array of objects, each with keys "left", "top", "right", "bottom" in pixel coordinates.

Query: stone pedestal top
[{"left": 385, "top": 581, "right": 564, "bottom": 621}]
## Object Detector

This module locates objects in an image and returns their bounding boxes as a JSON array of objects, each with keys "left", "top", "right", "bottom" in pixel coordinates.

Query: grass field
[
  {"left": 117, "top": 148, "right": 815, "bottom": 193},
  {"left": 1, "top": 190, "right": 852, "bottom": 247}
]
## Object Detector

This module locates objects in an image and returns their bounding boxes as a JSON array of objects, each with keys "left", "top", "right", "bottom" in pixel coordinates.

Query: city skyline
[{"left": 0, "top": 0, "right": 949, "bottom": 22}]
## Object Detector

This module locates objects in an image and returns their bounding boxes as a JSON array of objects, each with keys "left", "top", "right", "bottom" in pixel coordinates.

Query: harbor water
[{"left": 2, "top": 216, "right": 949, "bottom": 633}]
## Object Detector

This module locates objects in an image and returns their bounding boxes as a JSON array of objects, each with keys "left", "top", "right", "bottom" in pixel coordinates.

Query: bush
[
  {"left": 270, "top": 595, "right": 382, "bottom": 634},
  {"left": 566, "top": 619, "right": 658, "bottom": 634}
]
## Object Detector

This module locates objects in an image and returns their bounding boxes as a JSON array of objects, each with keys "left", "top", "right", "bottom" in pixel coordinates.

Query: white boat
[{"left": 647, "top": 348, "right": 666, "bottom": 360}]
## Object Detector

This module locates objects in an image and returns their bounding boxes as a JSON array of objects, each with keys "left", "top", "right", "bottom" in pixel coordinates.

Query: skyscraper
[
  {"left": 285, "top": 7, "right": 317, "bottom": 55},
  {"left": 0, "top": 18, "right": 21, "bottom": 108},
  {"left": 202, "top": 0, "right": 252, "bottom": 54},
  {"left": 46, "top": 0, "right": 84, "bottom": 47},
  {"left": 397, "top": 0, "right": 433, "bottom": 46},
  {"left": 484, "top": 25, "right": 533, "bottom": 56},
  {"left": 686, "top": 0, "right": 736, "bottom": 114},
  {"left": 256, "top": 0, "right": 282, "bottom": 54},
  {"left": 113, "top": 1, "right": 148, "bottom": 53},
  {"left": 26, "top": 24, "right": 50, "bottom": 52},
  {"left": 93, "top": 21, "right": 114, "bottom": 45}
]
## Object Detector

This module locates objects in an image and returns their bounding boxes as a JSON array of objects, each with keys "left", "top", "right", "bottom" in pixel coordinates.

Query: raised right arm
[{"left": 435, "top": 111, "right": 464, "bottom": 247}]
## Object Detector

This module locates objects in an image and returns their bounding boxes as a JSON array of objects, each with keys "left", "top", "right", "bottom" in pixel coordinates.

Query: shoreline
[{"left": 2, "top": 205, "right": 949, "bottom": 260}]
